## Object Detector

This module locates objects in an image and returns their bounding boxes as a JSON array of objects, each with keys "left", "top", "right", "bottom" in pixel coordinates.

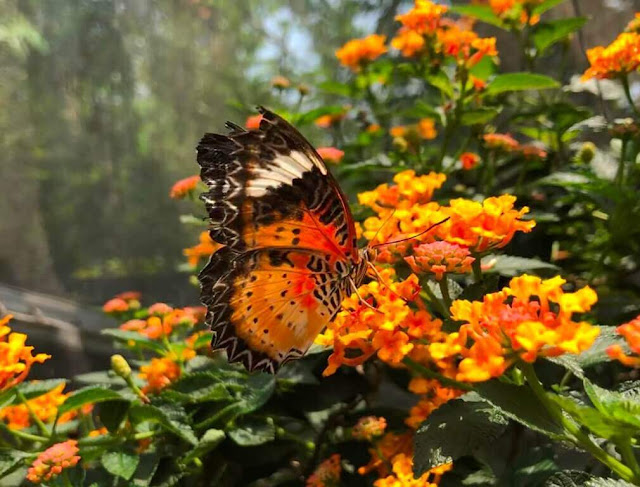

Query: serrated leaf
[
  {"left": 583, "top": 379, "right": 640, "bottom": 429},
  {"left": 414, "top": 398, "right": 507, "bottom": 474},
  {"left": 532, "top": 18, "right": 587, "bottom": 53},
  {"left": 549, "top": 395, "right": 631, "bottom": 439},
  {"left": 486, "top": 73, "right": 560, "bottom": 95},
  {"left": 460, "top": 108, "right": 500, "bottom": 126},
  {"left": 426, "top": 70, "right": 454, "bottom": 98},
  {"left": 546, "top": 355, "right": 585, "bottom": 379},
  {"left": 129, "top": 404, "right": 197, "bottom": 445},
  {"left": 99, "top": 400, "right": 130, "bottom": 432},
  {"left": 74, "top": 371, "right": 123, "bottom": 386},
  {"left": 0, "top": 449, "right": 29, "bottom": 478},
  {"left": 132, "top": 454, "right": 160, "bottom": 487},
  {"left": 475, "top": 381, "right": 563, "bottom": 436},
  {"left": 161, "top": 372, "right": 231, "bottom": 404},
  {"left": 544, "top": 471, "right": 594, "bottom": 486},
  {"left": 575, "top": 327, "right": 625, "bottom": 367},
  {"left": 533, "top": 0, "right": 568, "bottom": 15},
  {"left": 101, "top": 451, "right": 139, "bottom": 480},
  {"left": 481, "top": 255, "right": 558, "bottom": 276},
  {"left": 182, "top": 429, "right": 225, "bottom": 465},
  {"left": 228, "top": 416, "right": 276, "bottom": 446},
  {"left": 449, "top": 5, "right": 505, "bottom": 27},
  {"left": 102, "top": 329, "right": 166, "bottom": 354},
  {"left": 585, "top": 479, "right": 636, "bottom": 487},
  {"left": 58, "top": 386, "right": 128, "bottom": 415}
]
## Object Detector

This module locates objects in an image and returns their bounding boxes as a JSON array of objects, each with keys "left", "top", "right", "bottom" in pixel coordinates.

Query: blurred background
[{"left": 1, "top": 0, "right": 639, "bottom": 375}]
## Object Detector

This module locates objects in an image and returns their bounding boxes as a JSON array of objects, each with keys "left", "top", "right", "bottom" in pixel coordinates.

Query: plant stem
[
  {"left": 622, "top": 75, "right": 640, "bottom": 118},
  {"left": 402, "top": 357, "right": 472, "bottom": 391},
  {"left": 520, "top": 363, "right": 637, "bottom": 483},
  {"left": 16, "top": 390, "right": 50, "bottom": 438},
  {"left": 619, "top": 439, "right": 640, "bottom": 483},
  {"left": 0, "top": 423, "right": 48, "bottom": 443},
  {"left": 616, "top": 138, "right": 628, "bottom": 187},
  {"left": 421, "top": 286, "right": 449, "bottom": 318},
  {"left": 472, "top": 258, "right": 483, "bottom": 284},
  {"left": 438, "top": 279, "right": 452, "bottom": 310}
]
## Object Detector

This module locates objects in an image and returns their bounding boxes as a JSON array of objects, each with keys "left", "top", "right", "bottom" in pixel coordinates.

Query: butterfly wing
[
  {"left": 197, "top": 108, "right": 360, "bottom": 372},
  {"left": 197, "top": 107, "right": 358, "bottom": 259}
]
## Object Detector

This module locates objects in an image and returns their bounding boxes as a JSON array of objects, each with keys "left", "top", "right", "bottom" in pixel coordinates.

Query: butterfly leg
[
  {"left": 366, "top": 262, "right": 411, "bottom": 305},
  {"left": 348, "top": 277, "right": 383, "bottom": 314}
]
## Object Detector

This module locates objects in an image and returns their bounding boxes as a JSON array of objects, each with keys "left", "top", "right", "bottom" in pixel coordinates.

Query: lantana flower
[
  {"left": 26, "top": 440, "right": 80, "bottom": 484},
  {"left": 335, "top": 34, "right": 387, "bottom": 71},
  {"left": 169, "top": 175, "right": 200, "bottom": 199},
  {"left": 306, "top": 454, "right": 342, "bottom": 487},
  {"left": 607, "top": 314, "right": 640, "bottom": 367}
]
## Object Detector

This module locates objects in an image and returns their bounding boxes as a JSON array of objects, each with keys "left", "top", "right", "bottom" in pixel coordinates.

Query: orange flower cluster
[
  {"left": 360, "top": 172, "right": 535, "bottom": 255},
  {"left": 473, "top": 0, "right": 542, "bottom": 25},
  {"left": 316, "top": 268, "right": 444, "bottom": 376},
  {"left": 139, "top": 356, "right": 182, "bottom": 394},
  {"left": 460, "top": 152, "right": 480, "bottom": 170},
  {"left": 103, "top": 291, "right": 141, "bottom": 314},
  {"left": 335, "top": 34, "right": 387, "bottom": 71},
  {"left": 0, "top": 315, "right": 50, "bottom": 391},
  {"left": 120, "top": 305, "right": 204, "bottom": 340},
  {"left": 306, "top": 454, "right": 342, "bottom": 487},
  {"left": 316, "top": 147, "right": 345, "bottom": 164},
  {"left": 169, "top": 175, "right": 200, "bottom": 199},
  {"left": 0, "top": 383, "right": 77, "bottom": 430},
  {"left": 375, "top": 453, "right": 452, "bottom": 487},
  {"left": 405, "top": 241, "right": 475, "bottom": 281},
  {"left": 389, "top": 119, "right": 438, "bottom": 148},
  {"left": 358, "top": 170, "right": 445, "bottom": 213},
  {"left": 430, "top": 275, "right": 599, "bottom": 382},
  {"left": 184, "top": 231, "right": 220, "bottom": 267},
  {"left": 390, "top": 0, "right": 498, "bottom": 67},
  {"left": 406, "top": 378, "right": 463, "bottom": 429},
  {"left": 352, "top": 416, "right": 388, "bottom": 441},
  {"left": 315, "top": 111, "right": 347, "bottom": 129},
  {"left": 607, "top": 314, "right": 640, "bottom": 367},
  {"left": 357, "top": 429, "right": 450, "bottom": 485},
  {"left": 27, "top": 440, "right": 80, "bottom": 484},
  {"left": 483, "top": 133, "right": 519, "bottom": 152},
  {"left": 583, "top": 31, "right": 640, "bottom": 80}
]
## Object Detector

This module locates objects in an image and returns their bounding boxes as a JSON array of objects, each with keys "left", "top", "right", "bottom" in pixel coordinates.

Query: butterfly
[{"left": 196, "top": 107, "right": 377, "bottom": 374}]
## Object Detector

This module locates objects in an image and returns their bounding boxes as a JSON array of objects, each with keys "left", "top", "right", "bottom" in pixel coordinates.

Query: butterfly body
[{"left": 197, "top": 108, "right": 370, "bottom": 373}]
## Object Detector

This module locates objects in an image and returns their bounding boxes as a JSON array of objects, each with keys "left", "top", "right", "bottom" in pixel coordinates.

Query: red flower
[
  {"left": 169, "top": 175, "right": 200, "bottom": 199},
  {"left": 460, "top": 152, "right": 480, "bottom": 170},
  {"left": 245, "top": 114, "right": 263, "bottom": 130},
  {"left": 317, "top": 147, "right": 345, "bottom": 164}
]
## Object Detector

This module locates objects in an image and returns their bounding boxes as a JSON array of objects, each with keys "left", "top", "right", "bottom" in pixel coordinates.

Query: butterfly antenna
[
  {"left": 366, "top": 262, "right": 410, "bottom": 304},
  {"left": 371, "top": 217, "right": 450, "bottom": 249},
  {"left": 348, "top": 277, "right": 383, "bottom": 314},
  {"left": 366, "top": 209, "right": 397, "bottom": 248}
]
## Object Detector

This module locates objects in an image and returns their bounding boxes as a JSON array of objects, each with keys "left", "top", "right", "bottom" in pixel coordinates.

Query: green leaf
[
  {"left": 585, "top": 479, "right": 636, "bottom": 487},
  {"left": 486, "top": 73, "right": 560, "bottom": 95},
  {"left": 101, "top": 329, "right": 166, "bottom": 354},
  {"left": 101, "top": 451, "right": 139, "bottom": 480},
  {"left": 475, "top": 381, "right": 563, "bottom": 436},
  {"left": 161, "top": 372, "right": 231, "bottom": 404},
  {"left": 16, "top": 379, "right": 67, "bottom": 401},
  {"left": 460, "top": 108, "right": 501, "bottom": 126},
  {"left": 425, "top": 70, "right": 453, "bottom": 98},
  {"left": 533, "top": 0, "right": 568, "bottom": 15},
  {"left": 132, "top": 454, "right": 160, "bottom": 487},
  {"left": 583, "top": 379, "right": 640, "bottom": 429},
  {"left": 449, "top": 5, "right": 505, "bottom": 27},
  {"left": 414, "top": 397, "right": 508, "bottom": 474},
  {"left": 549, "top": 395, "right": 631, "bottom": 439},
  {"left": 546, "top": 355, "right": 585, "bottom": 379},
  {"left": 74, "top": 371, "right": 124, "bottom": 386},
  {"left": 99, "top": 400, "right": 130, "bottom": 432},
  {"left": 228, "top": 416, "right": 276, "bottom": 446},
  {"left": 192, "top": 331, "right": 213, "bottom": 350},
  {"left": 317, "top": 81, "right": 352, "bottom": 97},
  {"left": 0, "top": 449, "right": 29, "bottom": 478},
  {"left": 544, "top": 471, "right": 594, "bottom": 486},
  {"left": 129, "top": 404, "right": 197, "bottom": 445},
  {"left": 58, "top": 386, "right": 128, "bottom": 415},
  {"left": 532, "top": 18, "right": 588, "bottom": 53},
  {"left": 481, "top": 255, "right": 559, "bottom": 276},
  {"left": 181, "top": 429, "right": 225, "bottom": 465}
]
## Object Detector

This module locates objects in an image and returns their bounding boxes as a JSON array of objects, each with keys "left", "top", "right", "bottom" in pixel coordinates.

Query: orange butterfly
[{"left": 197, "top": 107, "right": 379, "bottom": 373}]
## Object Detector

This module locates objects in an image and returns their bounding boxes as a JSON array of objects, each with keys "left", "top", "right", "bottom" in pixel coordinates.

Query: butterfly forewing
[{"left": 197, "top": 108, "right": 361, "bottom": 372}]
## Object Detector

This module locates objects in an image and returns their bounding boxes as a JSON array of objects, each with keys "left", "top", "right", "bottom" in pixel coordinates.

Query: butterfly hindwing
[{"left": 199, "top": 247, "right": 350, "bottom": 373}]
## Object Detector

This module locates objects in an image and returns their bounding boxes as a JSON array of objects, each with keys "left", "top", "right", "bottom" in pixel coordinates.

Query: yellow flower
[
  {"left": 583, "top": 31, "right": 640, "bottom": 80},
  {"left": 183, "top": 231, "right": 220, "bottom": 267},
  {"left": 0, "top": 383, "right": 77, "bottom": 430}
]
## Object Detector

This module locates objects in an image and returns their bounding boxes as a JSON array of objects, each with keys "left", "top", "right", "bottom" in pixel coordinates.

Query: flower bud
[
  {"left": 111, "top": 354, "right": 132, "bottom": 380},
  {"left": 392, "top": 136, "right": 408, "bottom": 152},
  {"left": 297, "top": 83, "right": 310, "bottom": 96},
  {"left": 576, "top": 142, "right": 596, "bottom": 164}
]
